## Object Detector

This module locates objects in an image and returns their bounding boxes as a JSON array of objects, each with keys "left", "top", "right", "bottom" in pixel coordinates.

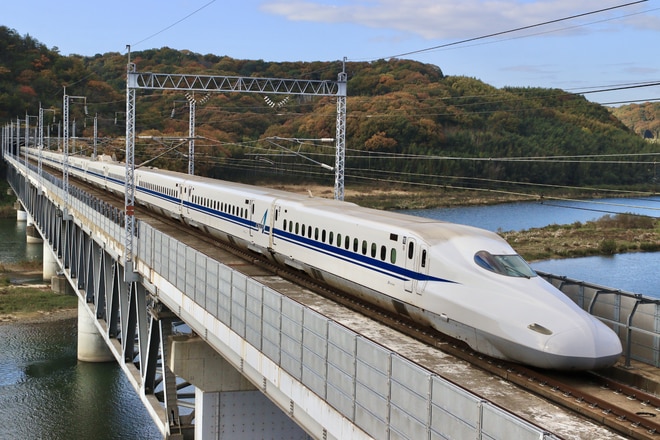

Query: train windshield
[{"left": 474, "top": 250, "right": 537, "bottom": 278}]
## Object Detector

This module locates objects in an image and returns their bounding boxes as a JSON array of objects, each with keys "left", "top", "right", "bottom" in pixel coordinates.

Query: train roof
[{"left": 110, "top": 157, "right": 505, "bottom": 245}]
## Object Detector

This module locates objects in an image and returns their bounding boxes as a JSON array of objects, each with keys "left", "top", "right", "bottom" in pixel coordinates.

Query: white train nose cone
[{"left": 543, "top": 320, "right": 622, "bottom": 370}]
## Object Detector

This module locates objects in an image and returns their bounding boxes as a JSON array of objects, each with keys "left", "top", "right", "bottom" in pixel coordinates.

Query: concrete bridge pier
[
  {"left": 77, "top": 298, "right": 114, "bottom": 362},
  {"left": 43, "top": 245, "right": 59, "bottom": 282},
  {"left": 169, "top": 335, "right": 308, "bottom": 440},
  {"left": 26, "top": 222, "right": 43, "bottom": 244},
  {"left": 15, "top": 201, "right": 27, "bottom": 222}
]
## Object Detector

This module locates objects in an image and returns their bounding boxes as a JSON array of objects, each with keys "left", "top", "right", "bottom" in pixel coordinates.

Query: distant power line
[{"left": 129, "top": 0, "right": 217, "bottom": 49}]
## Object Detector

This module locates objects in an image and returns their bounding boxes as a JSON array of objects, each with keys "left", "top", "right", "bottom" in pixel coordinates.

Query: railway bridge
[{"left": 5, "top": 151, "right": 660, "bottom": 440}]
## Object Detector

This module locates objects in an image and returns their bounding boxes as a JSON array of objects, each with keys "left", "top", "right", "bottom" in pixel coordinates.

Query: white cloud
[{"left": 260, "top": 0, "right": 653, "bottom": 40}]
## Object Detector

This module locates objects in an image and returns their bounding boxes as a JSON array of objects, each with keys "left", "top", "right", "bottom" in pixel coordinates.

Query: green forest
[{"left": 1, "top": 25, "right": 657, "bottom": 195}]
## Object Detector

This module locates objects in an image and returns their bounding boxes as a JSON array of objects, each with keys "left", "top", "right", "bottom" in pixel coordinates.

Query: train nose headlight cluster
[{"left": 528, "top": 323, "right": 553, "bottom": 335}]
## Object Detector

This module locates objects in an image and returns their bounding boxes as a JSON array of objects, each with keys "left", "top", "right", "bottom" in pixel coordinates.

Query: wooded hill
[
  {"left": 611, "top": 102, "right": 659, "bottom": 141},
  {"left": 1, "top": 25, "right": 656, "bottom": 193}
]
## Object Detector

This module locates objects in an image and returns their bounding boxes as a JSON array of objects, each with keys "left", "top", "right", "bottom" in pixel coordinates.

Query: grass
[
  {"left": 501, "top": 213, "right": 660, "bottom": 261},
  {"left": 0, "top": 261, "right": 77, "bottom": 319},
  {"left": 0, "top": 285, "right": 78, "bottom": 316}
]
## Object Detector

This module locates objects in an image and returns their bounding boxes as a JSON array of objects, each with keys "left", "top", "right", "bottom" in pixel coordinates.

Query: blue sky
[{"left": 3, "top": 0, "right": 659, "bottom": 105}]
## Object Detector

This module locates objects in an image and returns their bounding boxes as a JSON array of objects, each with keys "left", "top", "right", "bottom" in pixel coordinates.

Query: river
[{"left": 2, "top": 196, "right": 660, "bottom": 438}]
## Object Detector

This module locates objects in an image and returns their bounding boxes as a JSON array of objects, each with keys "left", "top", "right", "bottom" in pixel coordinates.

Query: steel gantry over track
[{"left": 123, "top": 58, "right": 348, "bottom": 277}]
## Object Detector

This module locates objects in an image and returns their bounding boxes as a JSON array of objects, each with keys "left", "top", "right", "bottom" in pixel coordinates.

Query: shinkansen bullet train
[{"left": 27, "top": 147, "right": 622, "bottom": 370}]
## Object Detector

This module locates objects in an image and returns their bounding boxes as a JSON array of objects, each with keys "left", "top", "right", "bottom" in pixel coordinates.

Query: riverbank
[
  {"left": 0, "top": 262, "right": 78, "bottom": 323},
  {"left": 265, "top": 182, "right": 573, "bottom": 210},
  {"left": 502, "top": 213, "right": 660, "bottom": 262}
]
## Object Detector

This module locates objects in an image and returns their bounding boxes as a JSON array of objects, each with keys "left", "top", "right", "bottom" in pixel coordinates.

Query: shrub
[
  {"left": 595, "top": 213, "right": 656, "bottom": 229},
  {"left": 640, "top": 242, "right": 660, "bottom": 252},
  {"left": 599, "top": 239, "right": 618, "bottom": 255}
]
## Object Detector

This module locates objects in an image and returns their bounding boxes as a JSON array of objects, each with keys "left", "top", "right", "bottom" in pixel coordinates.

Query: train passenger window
[
  {"left": 390, "top": 248, "right": 397, "bottom": 264},
  {"left": 336, "top": 233, "right": 341, "bottom": 247},
  {"left": 322, "top": 229, "right": 326, "bottom": 242},
  {"left": 308, "top": 226, "right": 312, "bottom": 238},
  {"left": 474, "top": 250, "right": 537, "bottom": 278},
  {"left": 283, "top": 219, "right": 287, "bottom": 230},
  {"left": 295, "top": 222, "right": 299, "bottom": 234},
  {"left": 380, "top": 245, "right": 386, "bottom": 261},
  {"left": 315, "top": 227, "right": 319, "bottom": 240},
  {"left": 408, "top": 242, "right": 415, "bottom": 259},
  {"left": 345, "top": 236, "right": 350, "bottom": 250},
  {"left": 327, "top": 231, "right": 332, "bottom": 243},
  {"left": 301, "top": 224, "right": 306, "bottom": 236},
  {"left": 421, "top": 250, "right": 427, "bottom": 268},
  {"left": 371, "top": 242, "right": 376, "bottom": 258},
  {"left": 355, "top": 239, "right": 360, "bottom": 253}
]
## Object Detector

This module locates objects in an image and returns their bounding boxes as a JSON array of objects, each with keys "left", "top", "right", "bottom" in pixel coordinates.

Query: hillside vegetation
[
  {"left": 611, "top": 102, "right": 659, "bottom": 140},
  {"left": 0, "top": 25, "right": 656, "bottom": 195}
]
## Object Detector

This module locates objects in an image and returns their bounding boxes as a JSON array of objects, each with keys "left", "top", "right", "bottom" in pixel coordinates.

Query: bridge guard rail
[
  {"left": 539, "top": 272, "right": 660, "bottom": 368},
  {"left": 138, "top": 217, "right": 560, "bottom": 439}
]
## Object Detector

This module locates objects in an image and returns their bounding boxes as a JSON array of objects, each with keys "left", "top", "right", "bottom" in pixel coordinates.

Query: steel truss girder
[
  {"left": 129, "top": 71, "right": 340, "bottom": 96},
  {"left": 6, "top": 165, "right": 187, "bottom": 438}
]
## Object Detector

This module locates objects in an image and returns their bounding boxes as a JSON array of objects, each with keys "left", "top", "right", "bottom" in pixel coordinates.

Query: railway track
[{"left": 54, "top": 166, "right": 660, "bottom": 439}]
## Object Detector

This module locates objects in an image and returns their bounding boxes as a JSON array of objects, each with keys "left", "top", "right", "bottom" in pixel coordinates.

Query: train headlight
[{"left": 528, "top": 323, "right": 553, "bottom": 335}]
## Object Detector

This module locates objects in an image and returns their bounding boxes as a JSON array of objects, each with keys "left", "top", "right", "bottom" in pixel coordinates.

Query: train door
[
  {"left": 248, "top": 200, "right": 255, "bottom": 236},
  {"left": 418, "top": 244, "right": 429, "bottom": 294},
  {"left": 270, "top": 205, "right": 280, "bottom": 248},
  {"left": 185, "top": 185, "right": 192, "bottom": 215},
  {"left": 404, "top": 237, "right": 417, "bottom": 293},
  {"left": 175, "top": 183, "right": 183, "bottom": 217}
]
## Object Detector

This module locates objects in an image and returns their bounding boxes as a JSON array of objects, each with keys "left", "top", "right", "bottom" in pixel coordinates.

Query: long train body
[{"left": 28, "top": 147, "right": 622, "bottom": 370}]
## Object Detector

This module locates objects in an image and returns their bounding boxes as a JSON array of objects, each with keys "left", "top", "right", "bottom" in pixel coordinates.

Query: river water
[{"left": 2, "top": 196, "right": 660, "bottom": 439}]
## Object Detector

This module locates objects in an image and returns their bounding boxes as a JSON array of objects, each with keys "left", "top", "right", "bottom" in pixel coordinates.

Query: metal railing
[{"left": 539, "top": 272, "right": 660, "bottom": 368}]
